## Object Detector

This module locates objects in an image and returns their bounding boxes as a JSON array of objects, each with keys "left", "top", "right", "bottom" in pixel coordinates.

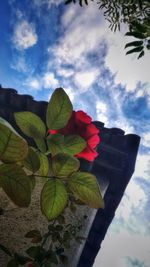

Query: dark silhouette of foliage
[
  {"left": 124, "top": 17, "right": 150, "bottom": 59},
  {"left": 65, "top": 0, "right": 150, "bottom": 59}
]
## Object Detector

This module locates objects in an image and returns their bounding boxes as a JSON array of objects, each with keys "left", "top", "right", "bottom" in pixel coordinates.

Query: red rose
[
  {"left": 26, "top": 262, "right": 33, "bottom": 267},
  {"left": 48, "top": 110, "right": 100, "bottom": 161}
]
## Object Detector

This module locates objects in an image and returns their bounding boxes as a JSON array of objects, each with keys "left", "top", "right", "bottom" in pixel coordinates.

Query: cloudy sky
[{"left": 0, "top": 0, "right": 150, "bottom": 266}]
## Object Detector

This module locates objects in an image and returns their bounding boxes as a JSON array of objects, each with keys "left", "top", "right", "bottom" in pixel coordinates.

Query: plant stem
[{"left": 34, "top": 174, "right": 55, "bottom": 179}]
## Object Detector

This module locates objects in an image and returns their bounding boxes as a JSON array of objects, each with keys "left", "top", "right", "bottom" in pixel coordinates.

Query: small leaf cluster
[
  {"left": 64, "top": 0, "right": 150, "bottom": 59},
  {"left": 0, "top": 88, "right": 104, "bottom": 221},
  {"left": 0, "top": 244, "right": 31, "bottom": 267},
  {"left": 0, "top": 207, "right": 87, "bottom": 266},
  {"left": 65, "top": 0, "right": 149, "bottom": 31},
  {"left": 97, "top": 0, "right": 150, "bottom": 31},
  {"left": 65, "top": 0, "right": 93, "bottom": 6},
  {"left": 125, "top": 18, "right": 150, "bottom": 59}
]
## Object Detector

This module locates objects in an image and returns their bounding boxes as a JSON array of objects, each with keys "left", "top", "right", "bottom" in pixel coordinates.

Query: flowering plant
[
  {"left": 0, "top": 88, "right": 104, "bottom": 266},
  {"left": 48, "top": 110, "right": 100, "bottom": 161}
]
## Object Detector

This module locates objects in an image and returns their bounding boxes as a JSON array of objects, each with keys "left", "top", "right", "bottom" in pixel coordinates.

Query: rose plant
[
  {"left": 48, "top": 110, "right": 100, "bottom": 161},
  {"left": 0, "top": 88, "right": 104, "bottom": 267}
]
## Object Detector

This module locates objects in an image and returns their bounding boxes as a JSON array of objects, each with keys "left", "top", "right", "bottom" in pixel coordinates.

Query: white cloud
[
  {"left": 62, "top": 4, "right": 78, "bottom": 27},
  {"left": 24, "top": 77, "right": 41, "bottom": 90},
  {"left": 47, "top": 4, "right": 106, "bottom": 93},
  {"left": 47, "top": 2, "right": 150, "bottom": 103},
  {"left": 32, "top": 0, "right": 63, "bottom": 8},
  {"left": 57, "top": 67, "right": 74, "bottom": 78},
  {"left": 43, "top": 72, "right": 59, "bottom": 88},
  {"left": 29, "top": 79, "right": 40, "bottom": 89},
  {"left": 107, "top": 150, "right": 150, "bottom": 237},
  {"left": 96, "top": 100, "right": 108, "bottom": 124},
  {"left": 133, "top": 153, "right": 150, "bottom": 181},
  {"left": 74, "top": 69, "right": 99, "bottom": 90},
  {"left": 97, "top": 96, "right": 134, "bottom": 133},
  {"left": 116, "top": 179, "right": 146, "bottom": 222},
  {"left": 105, "top": 29, "right": 150, "bottom": 93},
  {"left": 63, "top": 87, "right": 75, "bottom": 102},
  {"left": 112, "top": 120, "right": 134, "bottom": 134},
  {"left": 113, "top": 150, "right": 150, "bottom": 223},
  {"left": 142, "top": 132, "right": 150, "bottom": 148},
  {"left": 12, "top": 20, "right": 38, "bottom": 50},
  {"left": 24, "top": 72, "right": 59, "bottom": 91},
  {"left": 11, "top": 55, "right": 30, "bottom": 73},
  {"left": 94, "top": 230, "right": 150, "bottom": 267},
  {"left": 50, "top": 2, "right": 150, "bottom": 100}
]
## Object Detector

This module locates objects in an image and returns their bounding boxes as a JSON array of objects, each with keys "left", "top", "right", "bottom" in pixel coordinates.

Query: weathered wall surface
[{"left": 0, "top": 179, "right": 97, "bottom": 267}]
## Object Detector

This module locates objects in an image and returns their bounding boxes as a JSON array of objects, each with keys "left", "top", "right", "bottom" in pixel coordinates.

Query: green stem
[
  {"left": 34, "top": 174, "right": 55, "bottom": 179},
  {"left": 34, "top": 174, "right": 67, "bottom": 182}
]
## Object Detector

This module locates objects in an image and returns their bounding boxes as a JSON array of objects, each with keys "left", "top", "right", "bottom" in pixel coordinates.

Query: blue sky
[{"left": 0, "top": 0, "right": 150, "bottom": 266}]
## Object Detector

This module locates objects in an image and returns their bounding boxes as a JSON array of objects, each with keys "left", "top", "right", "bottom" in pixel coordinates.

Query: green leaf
[
  {"left": 0, "top": 164, "right": 31, "bottom": 207},
  {"left": 23, "top": 147, "right": 40, "bottom": 173},
  {"left": 14, "top": 253, "right": 31, "bottom": 265},
  {"left": 46, "top": 250, "right": 58, "bottom": 264},
  {"left": 0, "top": 244, "right": 12, "bottom": 257},
  {"left": 126, "top": 46, "right": 143, "bottom": 55},
  {"left": 25, "top": 230, "right": 41, "bottom": 238},
  {"left": 26, "top": 246, "right": 45, "bottom": 259},
  {"left": 138, "top": 50, "right": 145, "bottom": 59},
  {"left": 41, "top": 179, "right": 68, "bottom": 220},
  {"left": 146, "top": 43, "right": 150, "bottom": 50},
  {"left": 0, "top": 117, "right": 28, "bottom": 163},
  {"left": 52, "top": 153, "right": 80, "bottom": 178},
  {"left": 125, "top": 40, "right": 143, "bottom": 48},
  {"left": 46, "top": 88, "right": 73, "bottom": 130},
  {"left": 68, "top": 172, "right": 104, "bottom": 209},
  {"left": 47, "top": 134, "right": 86, "bottom": 156},
  {"left": 25, "top": 230, "right": 42, "bottom": 243},
  {"left": 47, "top": 134, "right": 64, "bottom": 155},
  {"left": 65, "top": 0, "right": 73, "bottom": 4},
  {"left": 131, "top": 21, "right": 147, "bottom": 33},
  {"left": 125, "top": 31, "right": 145, "bottom": 39},
  {"left": 7, "top": 259, "right": 19, "bottom": 267},
  {"left": 64, "top": 135, "right": 86, "bottom": 155},
  {"left": 14, "top": 112, "right": 46, "bottom": 139},
  {"left": 34, "top": 138, "right": 47, "bottom": 153},
  {"left": 36, "top": 152, "right": 49, "bottom": 176}
]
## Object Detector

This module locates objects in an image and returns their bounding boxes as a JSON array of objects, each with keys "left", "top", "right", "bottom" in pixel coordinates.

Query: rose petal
[
  {"left": 87, "top": 135, "right": 100, "bottom": 149},
  {"left": 47, "top": 129, "right": 58, "bottom": 135},
  {"left": 75, "top": 110, "right": 92, "bottom": 124},
  {"left": 48, "top": 110, "right": 100, "bottom": 161},
  {"left": 84, "top": 123, "right": 99, "bottom": 139},
  {"left": 76, "top": 147, "right": 98, "bottom": 161}
]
